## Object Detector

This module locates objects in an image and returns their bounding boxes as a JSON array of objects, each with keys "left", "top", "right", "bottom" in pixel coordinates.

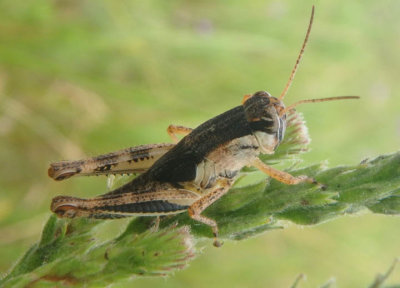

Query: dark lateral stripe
[
  {"left": 249, "top": 119, "right": 274, "bottom": 133},
  {"left": 96, "top": 200, "right": 189, "bottom": 214},
  {"left": 91, "top": 214, "right": 129, "bottom": 219},
  {"left": 239, "top": 145, "right": 259, "bottom": 150}
]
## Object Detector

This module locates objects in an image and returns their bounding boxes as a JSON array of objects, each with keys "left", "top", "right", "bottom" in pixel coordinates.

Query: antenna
[
  {"left": 279, "top": 96, "right": 360, "bottom": 116},
  {"left": 279, "top": 6, "right": 315, "bottom": 100}
]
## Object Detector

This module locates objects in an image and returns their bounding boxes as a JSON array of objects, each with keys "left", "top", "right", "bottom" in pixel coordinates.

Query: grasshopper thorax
[{"left": 243, "top": 91, "right": 286, "bottom": 154}]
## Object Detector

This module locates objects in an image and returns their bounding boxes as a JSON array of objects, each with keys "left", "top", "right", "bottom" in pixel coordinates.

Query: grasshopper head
[{"left": 243, "top": 91, "right": 286, "bottom": 154}]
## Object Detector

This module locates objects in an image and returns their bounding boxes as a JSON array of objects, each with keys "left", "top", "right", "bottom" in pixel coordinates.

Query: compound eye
[{"left": 253, "top": 91, "right": 271, "bottom": 98}]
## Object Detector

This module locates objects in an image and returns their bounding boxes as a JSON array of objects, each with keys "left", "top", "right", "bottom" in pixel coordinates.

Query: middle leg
[{"left": 187, "top": 178, "right": 232, "bottom": 247}]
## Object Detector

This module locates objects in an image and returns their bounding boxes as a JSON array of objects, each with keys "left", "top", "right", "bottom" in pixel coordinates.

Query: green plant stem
[{"left": 2, "top": 152, "right": 400, "bottom": 287}]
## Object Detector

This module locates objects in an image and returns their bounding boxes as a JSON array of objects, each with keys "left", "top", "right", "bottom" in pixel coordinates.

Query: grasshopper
[{"left": 49, "top": 6, "right": 358, "bottom": 247}]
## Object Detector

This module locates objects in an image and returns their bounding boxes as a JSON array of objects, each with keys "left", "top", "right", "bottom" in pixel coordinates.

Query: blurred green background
[{"left": 1, "top": 0, "right": 399, "bottom": 287}]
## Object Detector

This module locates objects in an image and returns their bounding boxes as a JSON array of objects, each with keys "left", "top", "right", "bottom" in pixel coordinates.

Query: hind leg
[
  {"left": 48, "top": 143, "right": 174, "bottom": 181},
  {"left": 187, "top": 178, "right": 232, "bottom": 247},
  {"left": 51, "top": 184, "right": 201, "bottom": 219}
]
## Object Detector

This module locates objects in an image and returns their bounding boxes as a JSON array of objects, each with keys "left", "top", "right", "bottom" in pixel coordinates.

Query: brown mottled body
[
  {"left": 49, "top": 6, "right": 358, "bottom": 246},
  {"left": 50, "top": 93, "right": 315, "bottom": 246}
]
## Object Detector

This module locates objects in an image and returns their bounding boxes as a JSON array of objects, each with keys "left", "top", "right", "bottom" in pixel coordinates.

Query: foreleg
[{"left": 252, "top": 158, "right": 317, "bottom": 185}]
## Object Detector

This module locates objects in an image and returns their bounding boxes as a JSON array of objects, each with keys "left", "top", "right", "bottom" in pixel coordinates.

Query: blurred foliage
[{"left": 0, "top": 0, "right": 400, "bottom": 287}]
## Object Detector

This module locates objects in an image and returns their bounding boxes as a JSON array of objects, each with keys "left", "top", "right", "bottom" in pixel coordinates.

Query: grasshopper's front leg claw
[
  {"left": 276, "top": 173, "right": 327, "bottom": 190},
  {"left": 302, "top": 176, "right": 327, "bottom": 190},
  {"left": 188, "top": 206, "right": 224, "bottom": 248},
  {"left": 213, "top": 233, "right": 223, "bottom": 248},
  {"left": 297, "top": 175, "right": 326, "bottom": 190},
  {"left": 211, "top": 226, "right": 223, "bottom": 247},
  {"left": 318, "top": 181, "right": 327, "bottom": 191}
]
